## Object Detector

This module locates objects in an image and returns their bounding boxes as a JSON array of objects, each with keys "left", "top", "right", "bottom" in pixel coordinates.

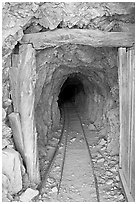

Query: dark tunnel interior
[{"left": 58, "top": 75, "right": 85, "bottom": 108}]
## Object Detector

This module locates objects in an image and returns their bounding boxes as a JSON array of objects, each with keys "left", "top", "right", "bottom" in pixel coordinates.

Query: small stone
[
  {"left": 2, "top": 108, "right": 6, "bottom": 121},
  {"left": 101, "top": 146, "right": 106, "bottom": 151},
  {"left": 116, "top": 175, "right": 120, "bottom": 181},
  {"left": 106, "top": 170, "right": 113, "bottom": 176},
  {"left": 55, "top": 165, "right": 60, "bottom": 170},
  {"left": 119, "top": 194, "right": 124, "bottom": 200},
  {"left": 97, "top": 157, "right": 105, "bottom": 163},
  {"left": 2, "top": 122, "right": 12, "bottom": 139},
  {"left": 2, "top": 138, "right": 10, "bottom": 149},
  {"left": 88, "top": 123, "right": 96, "bottom": 130},
  {"left": 47, "top": 177, "right": 55, "bottom": 184},
  {"left": 110, "top": 166, "right": 116, "bottom": 172},
  {"left": 70, "top": 137, "right": 76, "bottom": 142},
  {"left": 79, "top": 138, "right": 84, "bottom": 142},
  {"left": 106, "top": 179, "right": 113, "bottom": 185},
  {"left": 3, "top": 99, "right": 12, "bottom": 108},
  {"left": 51, "top": 186, "right": 58, "bottom": 193},
  {"left": 104, "top": 161, "right": 108, "bottom": 166},
  {"left": 20, "top": 188, "right": 39, "bottom": 202},
  {"left": 99, "top": 138, "right": 106, "bottom": 146}
]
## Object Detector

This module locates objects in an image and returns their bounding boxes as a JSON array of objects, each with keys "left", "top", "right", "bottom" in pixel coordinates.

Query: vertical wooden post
[
  {"left": 118, "top": 47, "right": 135, "bottom": 201},
  {"left": 18, "top": 44, "right": 40, "bottom": 184},
  {"left": 9, "top": 53, "right": 20, "bottom": 112},
  {"left": 118, "top": 47, "right": 127, "bottom": 169},
  {"left": 127, "top": 47, "right": 135, "bottom": 199}
]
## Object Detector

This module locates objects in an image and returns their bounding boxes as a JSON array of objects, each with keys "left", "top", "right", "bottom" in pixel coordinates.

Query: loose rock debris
[{"left": 33, "top": 105, "right": 126, "bottom": 202}]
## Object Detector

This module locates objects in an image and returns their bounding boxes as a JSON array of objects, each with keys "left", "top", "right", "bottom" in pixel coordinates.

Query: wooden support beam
[
  {"left": 9, "top": 54, "right": 20, "bottom": 112},
  {"left": 8, "top": 113, "right": 25, "bottom": 161},
  {"left": 118, "top": 47, "right": 128, "bottom": 169},
  {"left": 18, "top": 44, "right": 40, "bottom": 184},
  {"left": 20, "top": 29, "right": 135, "bottom": 49},
  {"left": 118, "top": 47, "right": 135, "bottom": 201}
]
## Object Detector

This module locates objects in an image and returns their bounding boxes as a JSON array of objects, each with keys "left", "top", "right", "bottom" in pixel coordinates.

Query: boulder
[
  {"left": 88, "top": 123, "right": 96, "bottom": 131},
  {"left": 20, "top": 188, "right": 39, "bottom": 202},
  {"left": 2, "top": 148, "right": 23, "bottom": 194},
  {"left": 99, "top": 138, "right": 106, "bottom": 146}
]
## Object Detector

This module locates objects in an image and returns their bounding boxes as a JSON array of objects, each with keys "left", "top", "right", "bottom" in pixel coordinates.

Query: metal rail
[
  {"left": 74, "top": 106, "right": 100, "bottom": 202},
  {"left": 37, "top": 104, "right": 67, "bottom": 193},
  {"left": 57, "top": 104, "right": 69, "bottom": 194},
  {"left": 37, "top": 102, "right": 100, "bottom": 202}
]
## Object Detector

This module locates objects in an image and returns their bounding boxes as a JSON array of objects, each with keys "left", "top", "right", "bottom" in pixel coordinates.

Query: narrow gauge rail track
[
  {"left": 37, "top": 103, "right": 67, "bottom": 193},
  {"left": 37, "top": 102, "right": 100, "bottom": 202}
]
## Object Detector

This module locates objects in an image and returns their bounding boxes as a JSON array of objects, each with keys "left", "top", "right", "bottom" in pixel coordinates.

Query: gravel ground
[{"left": 34, "top": 105, "right": 126, "bottom": 202}]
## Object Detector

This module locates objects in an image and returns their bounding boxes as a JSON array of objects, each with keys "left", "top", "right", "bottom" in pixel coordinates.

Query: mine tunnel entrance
[{"left": 58, "top": 75, "right": 85, "bottom": 110}]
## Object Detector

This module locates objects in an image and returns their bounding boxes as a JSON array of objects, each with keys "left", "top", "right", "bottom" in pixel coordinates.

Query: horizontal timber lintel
[{"left": 20, "top": 28, "right": 135, "bottom": 49}]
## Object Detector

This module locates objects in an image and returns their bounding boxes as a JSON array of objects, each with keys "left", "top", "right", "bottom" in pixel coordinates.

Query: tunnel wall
[{"left": 34, "top": 45, "right": 120, "bottom": 155}]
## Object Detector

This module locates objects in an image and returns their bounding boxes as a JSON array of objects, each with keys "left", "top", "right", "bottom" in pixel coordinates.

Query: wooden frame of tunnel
[{"left": 9, "top": 29, "right": 135, "bottom": 200}]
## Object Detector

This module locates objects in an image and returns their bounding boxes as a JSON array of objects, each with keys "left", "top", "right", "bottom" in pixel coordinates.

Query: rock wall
[
  {"left": 34, "top": 44, "right": 119, "bottom": 156},
  {"left": 2, "top": 108, "right": 26, "bottom": 201}
]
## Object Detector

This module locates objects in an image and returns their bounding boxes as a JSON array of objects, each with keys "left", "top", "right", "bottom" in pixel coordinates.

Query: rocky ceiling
[
  {"left": 2, "top": 2, "right": 135, "bottom": 65},
  {"left": 34, "top": 44, "right": 117, "bottom": 108}
]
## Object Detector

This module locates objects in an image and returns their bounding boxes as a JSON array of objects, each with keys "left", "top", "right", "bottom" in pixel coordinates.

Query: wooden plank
[
  {"left": 9, "top": 54, "right": 20, "bottom": 112},
  {"left": 128, "top": 47, "right": 135, "bottom": 199},
  {"left": 118, "top": 47, "right": 127, "bottom": 169},
  {"left": 119, "top": 169, "right": 134, "bottom": 202},
  {"left": 118, "top": 47, "right": 135, "bottom": 201},
  {"left": 18, "top": 44, "right": 40, "bottom": 184},
  {"left": 127, "top": 48, "right": 132, "bottom": 185},
  {"left": 8, "top": 112, "right": 25, "bottom": 161},
  {"left": 20, "top": 29, "right": 135, "bottom": 49}
]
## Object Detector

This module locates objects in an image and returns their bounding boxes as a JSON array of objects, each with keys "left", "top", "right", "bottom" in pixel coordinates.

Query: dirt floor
[{"left": 35, "top": 104, "right": 126, "bottom": 202}]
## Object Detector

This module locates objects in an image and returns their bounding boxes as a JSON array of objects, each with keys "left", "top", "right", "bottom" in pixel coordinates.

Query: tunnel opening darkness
[{"left": 58, "top": 75, "right": 85, "bottom": 112}]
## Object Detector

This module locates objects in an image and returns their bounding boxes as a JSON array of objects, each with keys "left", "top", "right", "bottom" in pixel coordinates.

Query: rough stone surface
[
  {"left": 2, "top": 2, "right": 135, "bottom": 64},
  {"left": 88, "top": 123, "right": 96, "bottom": 131},
  {"left": 2, "top": 108, "right": 6, "bottom": 121},
  {"left": 2, "top": 148, "right": 23, "bottom": 194},
  {"left": 2, "top": 122, "right": 12, "bottom": 139},
  {"left": 20, "top": 188, "right": 39, "bottom": 202},
  {"left": 107, "top": 108, "right": 120, "bottom": 155},
  {"left": 2, "top": 120, "right": 14, "bottom": 150},
  {"left": 2, "top": 174, "right": 10, "bottom": 192},
  {"left": 2, "top": 138, "right": 11, "bottom": 149}
]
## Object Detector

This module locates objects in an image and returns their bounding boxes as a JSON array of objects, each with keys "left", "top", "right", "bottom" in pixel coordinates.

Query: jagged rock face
[
  {"left": 35, "top": 44, "right": 119, "bottom": 156},
  {"left": 2, "top": 148, "right": 25, "bottom": 195},
  {"left": 2, "top": 2, "right": 135, "bottom": 62}
]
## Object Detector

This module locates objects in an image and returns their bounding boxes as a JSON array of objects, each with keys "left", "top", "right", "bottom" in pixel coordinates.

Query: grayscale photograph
[{"left": 2, "top": 1, "right": 135, "bottom": 202}]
